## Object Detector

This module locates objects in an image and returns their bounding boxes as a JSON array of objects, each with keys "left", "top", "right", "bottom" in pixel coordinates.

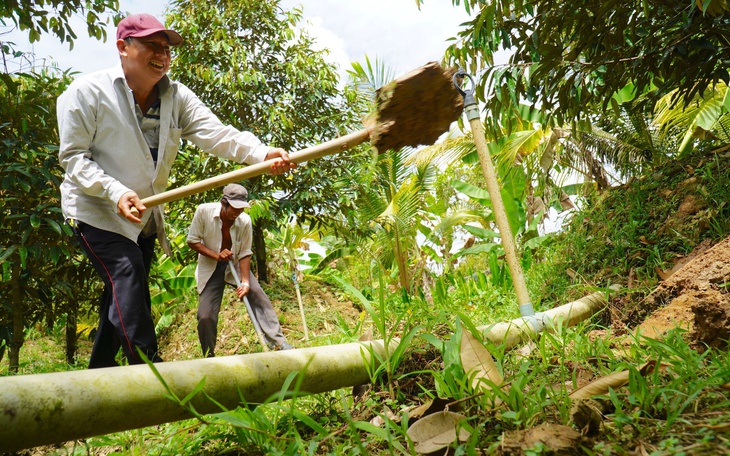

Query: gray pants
[{"left": 197, "top": 261, "right": 287, "bottom": 356}]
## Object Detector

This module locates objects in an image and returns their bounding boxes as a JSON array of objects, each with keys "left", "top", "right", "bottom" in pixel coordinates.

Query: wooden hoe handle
[{"left": 136, "top": 128, "right": 370, "bottom": 211}]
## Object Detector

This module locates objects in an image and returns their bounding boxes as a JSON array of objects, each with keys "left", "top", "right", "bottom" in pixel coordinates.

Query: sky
[{"left": 3, "top": 0, "right": 473, "bottom": 80}]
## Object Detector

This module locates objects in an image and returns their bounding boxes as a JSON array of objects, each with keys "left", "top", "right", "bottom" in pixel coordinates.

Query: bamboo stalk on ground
[
  {"left": 478, "top": 285, "right": 621, "bottom": 350},
  {"left": 0, "top": 340, "right": 392, "bottom": 453}
]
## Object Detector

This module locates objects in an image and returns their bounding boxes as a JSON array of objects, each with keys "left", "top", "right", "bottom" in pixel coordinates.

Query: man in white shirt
[
  {"left": 187, "top": 184, "right": 293, "bottom": 356},
  {"left": 57, "top": 13, "right": 295, "bottom": 368}
]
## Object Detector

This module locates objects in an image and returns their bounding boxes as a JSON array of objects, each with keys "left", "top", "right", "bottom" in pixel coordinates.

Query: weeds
[{"left": 5, "top": 150, "right": 730, "bottom": 455}]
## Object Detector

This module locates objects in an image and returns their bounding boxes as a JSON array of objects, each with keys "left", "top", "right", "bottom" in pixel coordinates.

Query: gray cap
[{"left": 222, "top": 184, "right": 250, "bottom": 209}]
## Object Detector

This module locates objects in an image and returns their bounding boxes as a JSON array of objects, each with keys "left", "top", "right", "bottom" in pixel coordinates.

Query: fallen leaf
[
  {"left": 408, "top": 397, "right": 455, "bottom": 421},
  {"left": 370, "top": 415, "right": 384, "bottom": 427},
  {"left": 560, "top": 191, "right": 576, "bottom": 210},
  {"left": 406, "top": 411, "right": 470, "bottom": 454},
  {"left": 694, "top": 422, "right": 730, "bottom": 433},
  {"left": 359, "top": 328, "right": 374, "bottom": 341},
  {"left": 655, "top": 266, "right": 672, "bottom": 280},
  {"left": 569, "top": 361, "right": 664, "bottom": 400},
  {"left": 369, "top": 408, "right": 397, "bottom": 427},
  {"left": 639, "top": 236, "right": 656, "bottom": 245},
  {"left": 637, "top": 441, "right": 651, "bottom": 456},
  {"left": 515, "top": 341, "right": 537, "bottom": 359},
  {"left": 460, "top": 329, "right": 503, "bottom": 395}
]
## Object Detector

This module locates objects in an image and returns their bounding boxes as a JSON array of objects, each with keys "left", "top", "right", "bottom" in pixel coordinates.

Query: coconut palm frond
[
  {"left": 714, "top": 113, "right": 730, "bottom": 142},
  {"left": 655, "top": 83, "right": 728, "bottom": 155},
  {"left": 578, "top": 126, "right": 647, "bottom": 172},
  {"left": 496, "top": 129, "right": 548, "bottom": 168},
  {"left": 424, "top": 208, "right": 489, "bottom": 240},
  {"left": 408, "top": 130, "right": 470, "bottom": 169},
  {"left": 346, "top": 55, "right": 396, "bottom": 98}
]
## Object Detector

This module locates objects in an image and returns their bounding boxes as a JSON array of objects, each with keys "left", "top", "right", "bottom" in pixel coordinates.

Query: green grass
[{"left": 5, "top": 148, "right": 730, "bottom": 454}]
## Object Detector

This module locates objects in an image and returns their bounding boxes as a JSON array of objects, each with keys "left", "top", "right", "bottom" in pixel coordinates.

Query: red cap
[{"left": 116, "top": 13, "right": 182, "bottom": 46}]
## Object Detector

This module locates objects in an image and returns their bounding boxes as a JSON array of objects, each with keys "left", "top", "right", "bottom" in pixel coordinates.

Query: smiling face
[{"left": 118, "top": 33, "right": 172, "bottom": 86}]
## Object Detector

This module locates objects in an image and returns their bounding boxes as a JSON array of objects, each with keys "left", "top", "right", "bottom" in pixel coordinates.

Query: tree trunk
[
  {"left": 9, "top": 269, "right": 24, "bottom": 373},
  {"left": 252, "top": 222, "right": 268, "bottom": 283},
  {"left": 45, "top": 303, "right": 54, "bottom": 332},
  {"left": 65, "top": 307, "right": 77, "bottom": 364}
]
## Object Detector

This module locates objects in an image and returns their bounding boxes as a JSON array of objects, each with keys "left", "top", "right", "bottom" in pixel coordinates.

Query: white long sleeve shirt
[
  {"left": 57, "top": 65, "right": 271, "bottom": 246},
  {"left": 186, "top": 202, "right": 253, "bottom": 293}
]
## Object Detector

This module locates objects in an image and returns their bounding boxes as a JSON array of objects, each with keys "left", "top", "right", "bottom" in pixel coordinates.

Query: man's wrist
[{"left": 241, "top": 282, "right": 250, "bottom": 287}]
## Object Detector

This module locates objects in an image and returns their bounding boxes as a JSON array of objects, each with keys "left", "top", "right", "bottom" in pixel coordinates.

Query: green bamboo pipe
[
  {"left": 0, "top": 340, "right": 390, "bottom": 453},
  {"left": 478, "top": 285, "right": 621, "bottom": 350}
]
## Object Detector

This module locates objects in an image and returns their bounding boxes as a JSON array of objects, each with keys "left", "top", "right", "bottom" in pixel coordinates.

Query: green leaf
[
  {"left": 462, "top": 225, "right": 500, "bottom": 240},
  {"left": 181, "top": 380, "right": 207, "bottom": 407},
  {"left": 455, "top": 242, "right": 501, "bottom": 258},
  {"left": 0, "top": 73, "right": 18, "bottom": 95},
  {"left": 452, "top": 179, "right": 491, "bottom": 206},
  {"left": 0, "top": 245, "right": 18, "bottom": 265},
  {"left": 19, "top": 247, "right": 28, "bottom": 268},
  {"left": 611, "top": 83, "right": 637, "bottom": 104}
]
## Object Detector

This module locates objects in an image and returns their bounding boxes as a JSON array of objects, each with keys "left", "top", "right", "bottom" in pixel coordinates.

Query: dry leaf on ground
[
  {"left": 406, "top": 411, "right": 471, "bottom": 454},
  {"left": 460, "top": 329, "right": 503, "bottom": 396}
]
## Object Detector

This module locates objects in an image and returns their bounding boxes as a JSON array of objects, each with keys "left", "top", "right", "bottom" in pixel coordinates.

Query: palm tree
[
  {"left": 654, "top": 82, "right": 730, "bottom": 156},
  {"left": 357, "top": 147, "right": 437, "bottom": 291}
]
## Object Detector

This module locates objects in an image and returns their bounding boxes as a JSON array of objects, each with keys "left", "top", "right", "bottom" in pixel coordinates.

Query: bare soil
[
  {"left": 614, "top": 236, "right": 730, "bottom": 350},
  {"left": 496, "top": 423, "right": 584, "bottom": 456}
]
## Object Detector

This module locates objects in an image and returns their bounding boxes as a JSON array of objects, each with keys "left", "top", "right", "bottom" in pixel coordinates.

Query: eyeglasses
[{"left": 129, "top": 38, "right": 172, "bottom": 56}]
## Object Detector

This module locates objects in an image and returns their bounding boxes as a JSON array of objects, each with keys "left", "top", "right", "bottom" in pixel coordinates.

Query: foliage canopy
[
  {"left": 440, "top": 0, "right": 730, "bottom": 125},
  {"left": 164, "top": 0, "right": 368, "bottom": 279},
  {"left": 1, "top": 0, "right": 119, "bottom": 47}
]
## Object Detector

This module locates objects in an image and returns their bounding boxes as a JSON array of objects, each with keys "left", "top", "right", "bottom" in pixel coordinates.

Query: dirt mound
[{"left": 620, "top": 236, "right": 730, "bottom": 350}]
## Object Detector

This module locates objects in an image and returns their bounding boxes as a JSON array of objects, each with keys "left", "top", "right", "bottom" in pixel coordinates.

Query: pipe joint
[
  {"left": 519, "top": 302, "right": 536, "bottom": 317},
  {"left": 522, "top": 313, "right": 544, "bottom": 333},
  {"left": 453, "top": 70, "right": 478, "bottom": 111},
  {"left": 463, "top": 103, "right": 480, "bottom": 122}
]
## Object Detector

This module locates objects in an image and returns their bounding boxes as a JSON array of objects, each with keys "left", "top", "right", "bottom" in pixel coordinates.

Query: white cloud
[
  {"left": 293, "top": 15, "right": 350, "bottom": 80},
  {"left": 282, "top": 0, "right": 471, "bottom": 77}
]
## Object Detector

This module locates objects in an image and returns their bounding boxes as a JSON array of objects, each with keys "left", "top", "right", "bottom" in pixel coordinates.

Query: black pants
[{"left": 73, "top": 222, "right": 162, "bottom": 368}]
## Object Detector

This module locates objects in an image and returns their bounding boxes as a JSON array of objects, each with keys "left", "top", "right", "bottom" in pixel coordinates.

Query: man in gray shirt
[
  {"left": 187, "top": 184, "right": 293, "bottom": 356},
  {"left": 57, "top": 13, "right": 295, "bottom": 368}
]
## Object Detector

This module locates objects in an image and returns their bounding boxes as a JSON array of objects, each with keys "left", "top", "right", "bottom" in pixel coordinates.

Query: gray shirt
[{"left": 57, "top": 64, "right": 271, "bottom": 247}]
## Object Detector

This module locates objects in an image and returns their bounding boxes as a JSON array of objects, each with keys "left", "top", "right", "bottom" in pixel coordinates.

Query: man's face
[
  {"left": 221, "top": 202, "right": 246, "bottom": 222},
  {"left": 120, "top": 33, "right": 172, "bottom": 83}
]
